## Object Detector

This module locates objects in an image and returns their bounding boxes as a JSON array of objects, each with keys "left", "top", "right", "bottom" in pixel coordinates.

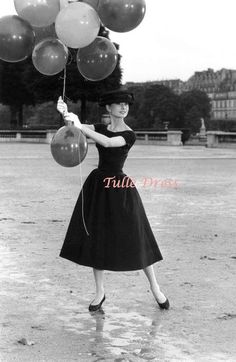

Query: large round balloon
[
  {"left": 98, "top": 0, "right": 146, "bottom": 32},
  {"left": 55, "top": 2, "right": 100, "bottom": 49},
  {"left": 77, "top": 36, "right": 118, "bottom": 81},
  {"left": 0, "top": 15, "right": 35, "bottom": 63},
  {"left": 51, "top": 125, "right": 88, "bottom": 167},
  {"left": 33, "top": 24, "right": 57, "bottom": 44},
  {"left": 32, "top": 38, "right": 68, "bottom": 76},
  {"left": 14, "top": 0, "right": 60, "bottom": 28}
]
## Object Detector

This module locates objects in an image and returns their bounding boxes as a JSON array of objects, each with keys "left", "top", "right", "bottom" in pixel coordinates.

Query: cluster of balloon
[
  {"left": 51, "top": 121, "right": 88, "bottom": 168},
  {"left": 77, "top": 36, "right": 118, "bottom": 81},
  {"left": 98, "top": 0, "right": 146, "bottom": 33},
  {"left": 0, "top": 0, "right": 147, "bottom": 69}
]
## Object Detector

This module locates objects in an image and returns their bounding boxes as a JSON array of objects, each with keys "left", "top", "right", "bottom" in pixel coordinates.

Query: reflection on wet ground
[
  {"left": 0, "top": 238, "right": 193, "bottom": 361},
  {"left": 56, "top": 303, "right": 193, "bottom": 361}
]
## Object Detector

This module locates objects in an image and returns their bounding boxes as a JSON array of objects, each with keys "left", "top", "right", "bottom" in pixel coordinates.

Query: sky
[{"left": 1, "top": 0, "right": 236, "bottom": 83}]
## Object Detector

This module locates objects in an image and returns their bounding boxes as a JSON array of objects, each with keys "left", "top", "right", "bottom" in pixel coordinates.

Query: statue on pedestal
[{"left": 199, "top": 117, "right": 206, "bottom": 138}]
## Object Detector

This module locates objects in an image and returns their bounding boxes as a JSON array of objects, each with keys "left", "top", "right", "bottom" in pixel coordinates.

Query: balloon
[
  {"left": 33, "top": 24, "right": 57, "bottom": 44},
  {"left": 55, "top": 2, "right": 100, "bottom": 49},
  {"left": 14, "top": 0, "right": 60, "bottom": 28},
  {"left": 51, "top": 125, "right": 88, "bottom": 167},
  {"left": 98, "top": 0, "right": 146, "bottom": 32},
  {"left": 77, "top": 36, "right": 118, "bottom": 81},
  {"left": 0, "top": 15, "right": 35, "bottom": 63},
  {"left": 32, "top": 38, "right": 68, "bottom": 76}
]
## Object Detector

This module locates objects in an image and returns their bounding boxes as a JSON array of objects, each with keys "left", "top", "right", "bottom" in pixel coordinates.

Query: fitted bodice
[
  {"left": 94, "top": 124, "right": 136, "bottom": 173},
  {"left": 96, "top": 143, "right": 130, "bottom": 172}
]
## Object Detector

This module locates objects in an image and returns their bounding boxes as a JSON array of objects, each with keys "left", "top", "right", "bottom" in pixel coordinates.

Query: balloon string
[
  {"left": 62, "top": 66, "right": 66, "bottom": 102},
  {"left": 78, "top": 132, "right": 90, "bottom": 237},
  {"left": 62, "top": 66, "right": 89, "bottom": 236}
]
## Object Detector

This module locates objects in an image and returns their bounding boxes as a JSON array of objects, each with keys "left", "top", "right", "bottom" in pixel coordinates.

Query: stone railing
[
  {"left": 134, "top": 130, "right": 182, "bottom": 146},
  {"left": 0, "top": 130, "right": 51, "bottom": 143},
  {"left": 206, "top": 131, "right": 236, "bottom": 148},
  {"left": 0, "top": 129, "right": 183, "bottom": 146}
]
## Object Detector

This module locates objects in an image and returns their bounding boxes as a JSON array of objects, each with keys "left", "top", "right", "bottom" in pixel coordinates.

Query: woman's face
[{"left": 106, "top": 102, "right": 129, "bottom": 119}]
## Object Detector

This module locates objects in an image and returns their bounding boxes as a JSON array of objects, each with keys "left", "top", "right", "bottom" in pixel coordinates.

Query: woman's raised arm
[
  {"left": 64, "top": 113, "right": 126, "bottom": 148},
  {"left": 56, "top": 97, "right": 126, "bottom": 148}
]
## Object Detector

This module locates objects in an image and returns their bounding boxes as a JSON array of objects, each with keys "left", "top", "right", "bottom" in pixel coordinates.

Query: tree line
[
  {"left": 0, "top": 28, "right": 211, "bottom": 134},
  {"left": 125, "top": 84, "right": 211, "bottom": 134}
]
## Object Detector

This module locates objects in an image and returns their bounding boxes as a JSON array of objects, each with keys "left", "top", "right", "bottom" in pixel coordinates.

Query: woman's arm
[
  {"left": 81, "top": 125, "right": 126, "bottom": 148},
  {"left": 65, "top": 113, "right": 126, "bottom": 148},
  {"left": 81, "top": 124, "right": 95, "bottom": 131},
  {"left": 56, "top": 97, "right": 126, "bottom": 148}
]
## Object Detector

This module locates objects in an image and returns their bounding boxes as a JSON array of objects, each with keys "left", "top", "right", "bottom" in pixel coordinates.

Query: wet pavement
[{"left": 0, "top": 143, "right": 236, "bottom": 361}]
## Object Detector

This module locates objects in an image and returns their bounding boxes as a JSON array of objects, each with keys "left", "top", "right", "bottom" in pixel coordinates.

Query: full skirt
[{"left": 60, "top": 169, "right": 163, "bottom": 271}]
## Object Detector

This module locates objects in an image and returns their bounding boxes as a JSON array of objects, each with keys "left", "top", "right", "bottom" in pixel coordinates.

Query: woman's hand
[
  {"left": 57, "top": 96, "right": 68, "bottom": 116},
  {"left": 64, "top": 112, "right": 82, "bottom": 129}
]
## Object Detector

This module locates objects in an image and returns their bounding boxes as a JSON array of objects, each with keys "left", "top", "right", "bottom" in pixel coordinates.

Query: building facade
[
  {"left": 186, "top": 68, "right": 236, "bottom": 122},
  {"left": 128, "top": 68, "right": 236, "bottom": 123}
]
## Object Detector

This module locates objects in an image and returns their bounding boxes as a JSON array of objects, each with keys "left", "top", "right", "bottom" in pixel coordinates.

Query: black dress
[{"left": 60, "top": 124, "right": 163, "bottom": 271}]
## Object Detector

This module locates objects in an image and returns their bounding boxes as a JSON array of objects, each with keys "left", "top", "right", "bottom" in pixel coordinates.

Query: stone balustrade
[
  {"left": 206, "top": 131, "right": 236, "bottom": 148},
  {"left": 1, "top": 129, "right": 236, "bottom": 148},
  {"left": 0, "top": 129, "right": 183, "bottom": 146}
]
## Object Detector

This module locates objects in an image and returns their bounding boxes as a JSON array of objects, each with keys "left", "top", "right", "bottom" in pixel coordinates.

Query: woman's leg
[
  {"left": 90, "top": 268, "right": 105, "bottom": 305},
  {"left": 143, "top": 265, "right": 167, "bottom": 304}
]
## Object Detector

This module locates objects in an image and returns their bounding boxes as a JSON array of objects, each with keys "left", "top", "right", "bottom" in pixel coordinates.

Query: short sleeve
[
  {"left": 94, "top": 123, "right": 106, "bottom": 133},
  {"left": 121, "top": 131, "right": 136, "bottom": 149}
]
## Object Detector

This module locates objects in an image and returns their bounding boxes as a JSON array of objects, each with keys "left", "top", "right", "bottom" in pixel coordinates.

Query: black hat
[{"left": 99, "top": 88, "right": 134, "bottom": 107}]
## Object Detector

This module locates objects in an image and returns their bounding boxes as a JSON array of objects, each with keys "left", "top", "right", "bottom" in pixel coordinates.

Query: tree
[
  {"left": 137, "top": 84, "right": 180, "bottom": 129},
  {"left": 125, "top": 84, "right": 145, "bottom": 129},
  {"left": 0, "top": 59, "right": 34, "bottom": 128},
  {"left": 179, "top": 90, "right": 211, "bottom": 133}
]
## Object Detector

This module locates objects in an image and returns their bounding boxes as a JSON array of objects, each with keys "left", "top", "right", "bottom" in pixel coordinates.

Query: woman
[{"left": 57, "top": 89, "right": 169, "bottom": 312}]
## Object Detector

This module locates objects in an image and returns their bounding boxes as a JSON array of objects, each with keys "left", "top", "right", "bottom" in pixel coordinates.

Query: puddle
[{"left": 54, "top": 304, "right": 196, "bottom": 360}]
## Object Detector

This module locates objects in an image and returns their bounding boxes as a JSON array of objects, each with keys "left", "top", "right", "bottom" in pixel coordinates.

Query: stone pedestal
[{"left": 167, "top": 131, "right": 183, "bottom": 146}]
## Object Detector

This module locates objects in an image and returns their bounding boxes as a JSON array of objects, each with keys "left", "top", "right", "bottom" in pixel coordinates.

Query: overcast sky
[{"left": 1, "top": 0, "right": 236, "bottom": 83}]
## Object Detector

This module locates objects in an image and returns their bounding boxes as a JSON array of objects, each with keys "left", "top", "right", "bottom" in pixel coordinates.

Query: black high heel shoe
[
  {"left": 89, "top": 295, "right": 106, "bottom": 312},
  {"left": 157, "top": 297, "right": 170, "bottom": 310}
]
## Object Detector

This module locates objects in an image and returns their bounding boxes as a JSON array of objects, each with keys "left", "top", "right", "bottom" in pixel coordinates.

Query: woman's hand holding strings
[
  {"left": 64, "top": 112, "right": 82, "bottom": 130},
  {"left": 57, "top": 96, "right": 82, "bottom": 129},
  {"left": 57, "top": 96, "right": 68, "bottom": 116}
]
